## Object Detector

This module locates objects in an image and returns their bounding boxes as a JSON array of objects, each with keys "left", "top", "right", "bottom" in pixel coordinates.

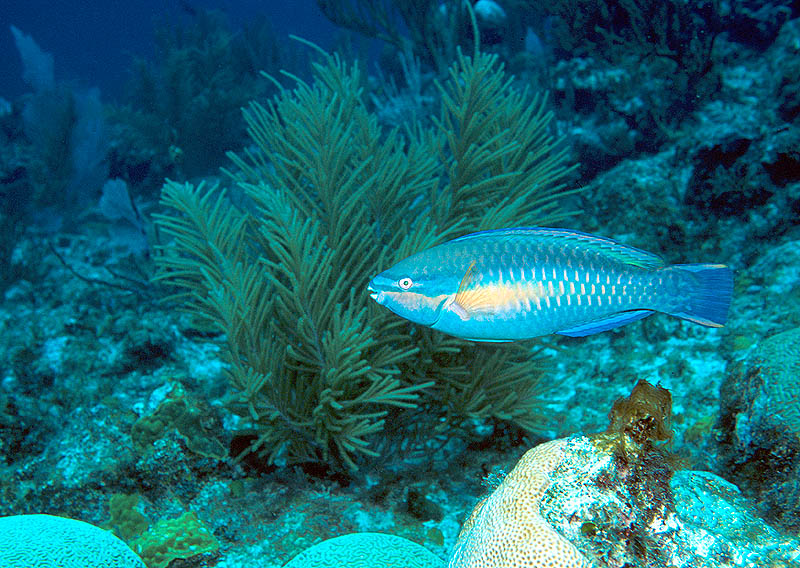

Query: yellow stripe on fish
[{"left": 367, "top": 228, "right": 733, "bottom": 342}]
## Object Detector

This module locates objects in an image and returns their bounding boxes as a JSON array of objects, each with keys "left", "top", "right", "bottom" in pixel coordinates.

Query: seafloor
[{"left": 2, "top": 11, "right": 800, "bottom": 568}]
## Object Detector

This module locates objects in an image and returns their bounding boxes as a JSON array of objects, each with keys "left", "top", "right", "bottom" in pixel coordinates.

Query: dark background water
[{"left": 1, "top": 0, "right": 338, "bottom": 101}]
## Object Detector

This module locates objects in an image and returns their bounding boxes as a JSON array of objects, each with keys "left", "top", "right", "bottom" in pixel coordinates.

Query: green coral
[
  {"left": 106, "top": 496, "right": 220, "bottom": 568},
  {"left": 130, "top": 382, "right": 226, "bottom": 460},
  {"left": 153, "top": 48, "right": 577, "bottom": 470},
  {"left": 131, "top": 512, "right": 219, "bottom": 568},
  {"left": 107, "top": 493, "right": 150, "bottom": 541}
]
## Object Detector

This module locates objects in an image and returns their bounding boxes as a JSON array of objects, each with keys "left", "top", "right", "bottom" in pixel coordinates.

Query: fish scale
[
  {"left": 368, "top": 228, "right": 732, "bottom": 342},
  {"left": 452, "top": 238, "right": 664, "bottom": 326}
]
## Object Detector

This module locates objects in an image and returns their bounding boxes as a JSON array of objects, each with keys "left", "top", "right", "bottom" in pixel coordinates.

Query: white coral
[{"left": 0, "top": 514, "right": 144, "bottom": 567}]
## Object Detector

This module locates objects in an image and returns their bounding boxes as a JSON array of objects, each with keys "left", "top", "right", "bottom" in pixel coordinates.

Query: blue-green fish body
[{"left": 368, "top": 228, "right": 733, "bottom": 342}]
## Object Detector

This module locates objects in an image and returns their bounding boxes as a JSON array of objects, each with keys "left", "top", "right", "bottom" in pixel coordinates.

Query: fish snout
[
  {"left": 367, "top": 276, "right": 389, "bottom": 304},
  {"left": 367, "top": 283, "right": 380, "bottom": 302},
  {"left": 367, "top": 274, "right": 396, "bottom": 305}
]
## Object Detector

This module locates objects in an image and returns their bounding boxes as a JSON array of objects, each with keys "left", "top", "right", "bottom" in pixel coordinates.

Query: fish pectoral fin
[
  {"left": 456, "top": 260, "right": 479, "bottom": 294},
  {"left": 556, "top": 310, "right": 654, "bottom": 337},
  {"left": 450, "top": 300, "right": 471, "bottom": 321},
  {"left": 452, "top": 260, "right": 496, "bottom": 320},
  {"left": 451, "top": 291, "right": 498, "bottom": 320}
]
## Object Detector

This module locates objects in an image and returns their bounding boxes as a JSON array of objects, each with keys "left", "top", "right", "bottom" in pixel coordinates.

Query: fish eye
[{"left": 398, "top": 277, "right": 414, "bottom": 290}]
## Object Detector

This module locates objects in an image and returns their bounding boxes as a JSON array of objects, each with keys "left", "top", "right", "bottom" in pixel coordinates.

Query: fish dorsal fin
[
  {"left": 451, "top": 260, "right": 496, "bottom": 320},
  {"left": 452, "top": 227, "right": 665, "bottom": 269}
]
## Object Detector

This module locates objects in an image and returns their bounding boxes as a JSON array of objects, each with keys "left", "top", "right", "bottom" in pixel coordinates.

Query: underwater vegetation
[
  {"left": 0, "top": 26, "right": 110, "bottom": 293},
  {"left": 153, "top": 46, "right": 577, "bottom": 471},
  {"left": 121, "top": 9, "right": 287, "bottom": 181},
  {"left": 543, "top": 0, "right": 724, "bottom": 158},
  {"left": 1, "top": 11, "right": 290, "bottom": 293},
  {"left": 544, "top": 0, "right": 724, "bottom": 93},
  {"left": 316, "top": 0, "right": 732, "bottom": 157},
  {"left": 316, "top": 0, "right": 481, "bottom": 74},
  {"left": 3, "top": 27, "right": 109, "bottom": 229}
]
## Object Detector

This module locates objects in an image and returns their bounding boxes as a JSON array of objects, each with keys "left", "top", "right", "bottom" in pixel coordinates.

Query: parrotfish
[{"left": 367, "top": 228, "right": 733, "bottom": 342}]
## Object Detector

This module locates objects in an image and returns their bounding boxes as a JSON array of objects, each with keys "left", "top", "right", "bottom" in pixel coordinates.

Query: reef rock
[
  {"left": 717, "top": 327, "right": 800, "bottom": 532},
  {"left": 450, "top": 380, "right": 800, "bottom": 567}
]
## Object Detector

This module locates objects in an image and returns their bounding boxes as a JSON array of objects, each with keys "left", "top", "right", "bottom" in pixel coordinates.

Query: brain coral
[
  {"left": 448, "top": 439, "right": 592, "bottom": 568},
  {"left": 717, "top": 326, "right": 800, "bottom": 531},
  {"left": 284, "top": 532, "right": 445, "bottom": 568},
  {"left": 755, "top": 327, "right": 800, "bottom": 432},
  {"left": 0, "top": 514, "right": 145, "bottom": 568}
]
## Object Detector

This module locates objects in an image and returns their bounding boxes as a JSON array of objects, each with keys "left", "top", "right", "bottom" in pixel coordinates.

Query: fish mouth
[
  {"left": 367, "top": 283, "right": 379, "bottom": 302},
  {"left": 368, "top": 276, "right": 394, "bottom": 303}
]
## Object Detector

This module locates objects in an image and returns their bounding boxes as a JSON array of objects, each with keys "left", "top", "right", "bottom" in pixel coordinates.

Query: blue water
[{"left": 0, "top": 0, "right": 338, "bottom": 100}]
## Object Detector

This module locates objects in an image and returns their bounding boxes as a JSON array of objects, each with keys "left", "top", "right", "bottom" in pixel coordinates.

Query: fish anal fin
[{"left": 557, "top": 310, "right": 653, "bottom": 337}]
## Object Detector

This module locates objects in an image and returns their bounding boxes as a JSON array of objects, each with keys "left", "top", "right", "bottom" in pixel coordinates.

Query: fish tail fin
[{"left": 670, "top": 263, "right": 733, "bottom": 327}]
